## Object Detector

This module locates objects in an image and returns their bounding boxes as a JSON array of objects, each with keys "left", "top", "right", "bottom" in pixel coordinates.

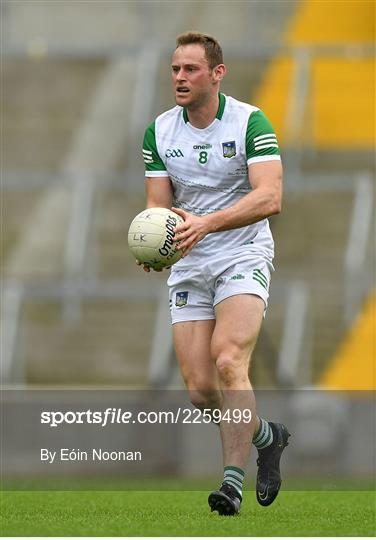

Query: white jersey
[{"left": 142, "top": 93, "right": 281, "bottom": 270}]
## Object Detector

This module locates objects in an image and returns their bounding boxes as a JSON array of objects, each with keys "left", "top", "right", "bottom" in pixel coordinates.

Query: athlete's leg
[
  {"left": 211, "top": 294, "right": 264, "bottom": 471},
  {"left": 173, "top": 320, "right": 222, "bottom": 412}
]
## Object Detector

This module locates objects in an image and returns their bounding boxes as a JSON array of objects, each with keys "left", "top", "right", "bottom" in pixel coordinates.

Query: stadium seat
[
  {"left": 253, "top": 0, "right": 375, "bottom": 148},
  {"left": 319, "top": 291, "right": 375, "bottom": 390}
]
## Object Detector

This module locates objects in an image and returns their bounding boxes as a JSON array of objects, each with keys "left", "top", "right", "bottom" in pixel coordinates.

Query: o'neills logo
[
  {"left": 193, "top": 143, "right": 212, "bottom": 150},
  {"left": 159, "top": 215, "right": 178, "bottom": 258}
]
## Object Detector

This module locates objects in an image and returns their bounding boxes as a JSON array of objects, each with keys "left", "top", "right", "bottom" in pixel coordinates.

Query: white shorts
[{"left": 167, "top": 255, "right": 274, "bottom": 324}]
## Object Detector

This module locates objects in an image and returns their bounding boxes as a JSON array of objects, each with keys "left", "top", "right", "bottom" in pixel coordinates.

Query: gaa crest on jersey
[
  {"left": 222, "top": 141, "right": 236, "bottom": 158},
  {"left": 175, "top": 291, "right": 189, "bottom": 307}
]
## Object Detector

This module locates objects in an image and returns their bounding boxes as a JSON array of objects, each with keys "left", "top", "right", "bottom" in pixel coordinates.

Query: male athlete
[{"left": 140, "top": 32, "right": 290, "bottom": 516}]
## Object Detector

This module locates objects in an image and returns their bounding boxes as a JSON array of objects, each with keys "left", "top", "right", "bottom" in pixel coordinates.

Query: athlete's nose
[{"left": 176, "top": 68, "right": 186, "bottom": 81}]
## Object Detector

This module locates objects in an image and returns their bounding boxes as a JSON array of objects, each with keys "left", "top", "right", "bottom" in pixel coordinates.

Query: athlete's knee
[
  {"left": 188, "top": 388, "right": 221, "bottom": 411},
  {"left": 188, "top": 390, "right": 209, "bottom": 410},
  {"left": 215, "top": 351, "right": 249, "bottom": 387}
]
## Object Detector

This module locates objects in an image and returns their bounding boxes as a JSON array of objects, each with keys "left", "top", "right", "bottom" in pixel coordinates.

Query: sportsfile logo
[{"left": 40, "top": 407, "right": 252, "bottom": 426}]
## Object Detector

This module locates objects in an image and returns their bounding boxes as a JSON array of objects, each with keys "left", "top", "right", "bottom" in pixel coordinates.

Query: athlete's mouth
[{"left": 176, "top": 87, "right": 190, "bottom": 94}]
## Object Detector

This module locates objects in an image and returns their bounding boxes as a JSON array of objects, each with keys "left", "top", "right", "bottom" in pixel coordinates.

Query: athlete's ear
[{"left": 213, "top": 63, "right": 226, "bottom": 82}]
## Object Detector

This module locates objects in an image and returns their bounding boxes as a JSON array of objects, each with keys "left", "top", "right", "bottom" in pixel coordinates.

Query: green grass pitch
[{"left": 1, "top": 490, "right": 375, "bottom": 536}]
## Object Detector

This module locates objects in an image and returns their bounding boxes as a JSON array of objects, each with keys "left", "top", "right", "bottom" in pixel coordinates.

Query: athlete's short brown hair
[{"left": 176, "top": 32, "right": 224, "bottom": 70}]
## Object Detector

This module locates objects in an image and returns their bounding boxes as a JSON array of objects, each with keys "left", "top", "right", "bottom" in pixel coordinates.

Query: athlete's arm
[
  {"left": 173, "top": 160, "right": 282, "bottom": 256},
  {"left": 135, "top": 177, "right": 174, "bottom": 273},
  {"left": 143, "top": 119, "right": 173, "bottom": 208},
  {"left": 205, "top": 159, "right": 282, "bottom": 228},
  {"left": 145, "top": 177, "right": 173, "bottom": 209},
  {"left": 140, "top": 119, "right": 175, "bottom": 271}
]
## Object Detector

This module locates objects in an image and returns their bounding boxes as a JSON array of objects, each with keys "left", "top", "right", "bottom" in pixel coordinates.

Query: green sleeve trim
[
  {"left": 246, "top": 110, "right": 280, "bottom": 160},
  {"left": 142, "top": 121, "right": 167, "bottom": 171}
]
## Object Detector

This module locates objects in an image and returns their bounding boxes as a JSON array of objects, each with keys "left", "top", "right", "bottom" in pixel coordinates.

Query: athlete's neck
[{"left": 186, "top": 94, "right": 219, "bottom": 129}]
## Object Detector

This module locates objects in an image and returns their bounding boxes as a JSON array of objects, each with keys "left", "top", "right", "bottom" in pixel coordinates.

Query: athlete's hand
[
  {"left": 136, "top": 260, "right": 154, "bottom": 273},
  {"left": 172, "top": 207, "right": 211, "bottom": 257},
  {"left": 136, "top": 260, "right": 170, "bottom": 273}
]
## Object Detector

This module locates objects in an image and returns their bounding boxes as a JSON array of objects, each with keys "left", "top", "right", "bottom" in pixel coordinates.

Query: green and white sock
[
  {"left": 223, "top": 466, "right": 245, "bottom": 497},
  {"left": 253, "top": 417, "right": 274, "bottom": 450}
]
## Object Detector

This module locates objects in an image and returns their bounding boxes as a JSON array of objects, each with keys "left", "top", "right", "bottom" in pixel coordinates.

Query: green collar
[{"left": 183, "top": 93, "right": 226, "bottom": 124}]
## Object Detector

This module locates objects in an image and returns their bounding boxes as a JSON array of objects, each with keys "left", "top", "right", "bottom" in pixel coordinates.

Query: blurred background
[{"left": 1, "top": 0, "right": 375, "bottom": 482}]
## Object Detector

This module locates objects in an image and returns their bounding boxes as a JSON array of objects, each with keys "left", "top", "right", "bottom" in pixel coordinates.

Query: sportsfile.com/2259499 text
[{"left": 40, "top": 407, "right": 252, "bottom": 427}]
